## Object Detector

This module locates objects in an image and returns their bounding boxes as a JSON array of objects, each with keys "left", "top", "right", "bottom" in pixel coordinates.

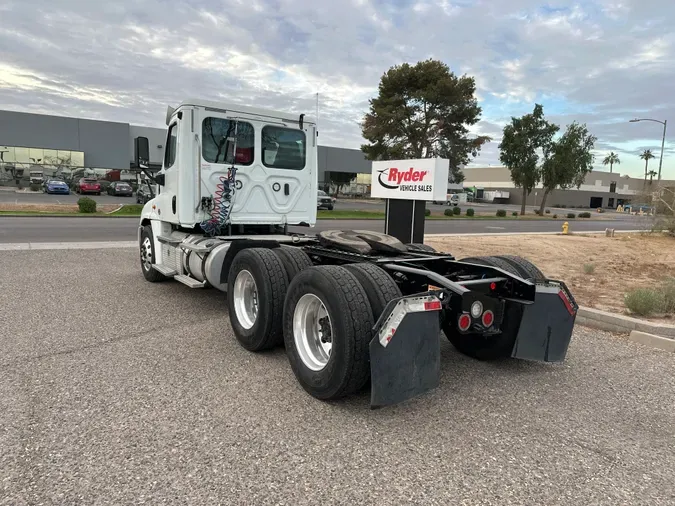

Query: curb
[
  {"left": 576, "top": 307, "right": 675, "bottom": 338},
  {"left": 629, "top": 331, "right": 675, "bottom": 353},
  {"left": 425, "top": 230, "right": 646, "bottom": 238}
]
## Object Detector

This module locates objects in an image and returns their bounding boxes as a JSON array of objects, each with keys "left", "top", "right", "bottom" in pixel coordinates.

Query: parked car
[
  {"left": 317, "top": 190, "right": 335, "bottom": 210},
  {"left": 108, "top": 181, "right": 133, "bottom": 197},
  {"left": 43, "top": 179, "right": 70, "bottom": 195},
  {"left": 136, "top": 182, "right": 154, "bottom": 204},
  {"left": 75, "top": 178, "right": 101, "bottom": 195}
]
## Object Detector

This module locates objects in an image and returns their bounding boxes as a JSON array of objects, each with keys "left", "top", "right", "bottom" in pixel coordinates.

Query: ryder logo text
[{"left": 377, "top": 167, "right": 432, "bottom": 192}]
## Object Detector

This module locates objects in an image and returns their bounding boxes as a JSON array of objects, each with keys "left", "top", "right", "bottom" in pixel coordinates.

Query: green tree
[
  {"left": 360, "top": 59, "right": 490, "bottom": 184},
  {"left": 602, "top": 151, "right": 620, "bottom": 173},
  {"left": 498, "top": 104, "right": 559, "bottom": 215},
  {"left": 648, "top": 170, "right": 657, "bottom": 184},
  {"left": 640, "top": 149, "right": 655, "bottom": 187},
  {"left": 538, "top": 122, "right": 597, "bottom": 215}
]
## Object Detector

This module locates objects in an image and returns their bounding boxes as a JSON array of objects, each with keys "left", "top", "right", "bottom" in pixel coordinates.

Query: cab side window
[{"left": 165, "top": 123, "right": 177, "bottom": 169}]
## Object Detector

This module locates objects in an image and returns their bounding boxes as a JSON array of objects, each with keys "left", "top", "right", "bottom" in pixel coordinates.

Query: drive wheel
[
  {"left": 228, "top": 248, "right": 288, "bottom": 351},
  {"left": 494, "top": 255, "right": 546, "bottom": 282},
  {"left": 139, "top": 225, "right": 168, "bottom": 282},
  {"left": 405, "top": 243, "right": 436, "bottom": 253},
  {"left": 273, "top": 245, "right": 313, "bottom": 283},
  {"left": 283, "top": 265, "right": 373, "bottom": 400}
]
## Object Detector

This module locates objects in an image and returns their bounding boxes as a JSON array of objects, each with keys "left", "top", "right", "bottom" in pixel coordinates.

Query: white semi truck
[{"left": 137, "top": 99, "right": 579, "bottom": 407}]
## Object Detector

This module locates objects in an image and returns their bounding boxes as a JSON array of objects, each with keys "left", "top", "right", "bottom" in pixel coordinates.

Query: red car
[{"left": 76, "top": 178, "right": 101, "bottom": 195}]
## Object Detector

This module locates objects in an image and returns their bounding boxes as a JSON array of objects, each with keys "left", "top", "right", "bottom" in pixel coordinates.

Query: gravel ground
[{"left": 1, "top": 248, "right": 674, "bottom": 505}]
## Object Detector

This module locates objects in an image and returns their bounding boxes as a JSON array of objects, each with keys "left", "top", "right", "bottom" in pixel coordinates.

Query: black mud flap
[
  {"left": 511, "top": 283, "right": 577, "bottom": 363},
  {"left": 369, "top": 295, "right": 442, "bottom": 409}
]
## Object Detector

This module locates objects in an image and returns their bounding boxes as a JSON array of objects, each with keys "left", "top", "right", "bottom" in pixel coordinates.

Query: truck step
[
  {"left": 153, "top": 264, "right": 177, "bottom": 276},
  {"left": 179, "top": 242, "right": 216, "bottom": 254},
  {"left": 174, "top": 274, "right": 206, "bottom": 288},
  {"left": 156, "top": 235, "right": 183, "bottom": 246}
]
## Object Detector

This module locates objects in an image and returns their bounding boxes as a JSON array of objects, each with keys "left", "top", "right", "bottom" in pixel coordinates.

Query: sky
[{"left": 0, "top": 0, "right": 673, "bottom": 178}]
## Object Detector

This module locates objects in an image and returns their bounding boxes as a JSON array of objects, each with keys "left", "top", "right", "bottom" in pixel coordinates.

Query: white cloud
[{"left": 0, "top": 0, "right": 673, "bottom": 177}]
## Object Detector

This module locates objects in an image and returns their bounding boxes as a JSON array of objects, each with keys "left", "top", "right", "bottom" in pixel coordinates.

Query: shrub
[
  {"left": 424, "top": 208, "right": 431, "bottom": 217},
  {"left": 545, "top": 209, "right": 551, "bottom": 214},
  {"left": 583, "top": 263, "right": 595, "bottom": 274},
  {"left": 444, "top": 208, "right": 453, "bottom": 216},
  {"left": 597, "top": 208, "right": 605, "bottom": 213},
  {"left": 561, "top": 204, "right": 567, "bottom": 208},
  {"left": 512, "top": 211, "right": 518, "bottom": 216},
  {"left": 466, "top": 208, "right": 475, "bottom": 217},
  {"left": 534, "top": 209, "right": 541, "bottom": 215},
  {"left": 496, "top": 209, "right": 507, "bottom": 217},
  {"left": 29, "top": 183, "right": 41, "bottom": 192},
  {"left": 624, "top": 288, "right": 664, "bottom": 316},
  {"left": 579, "top": 212, "right": 592, "bottom": 218},
  {"left": 553, "top": 214, "right": 558, "bottom": 219},
  {"left": 453, "top": 206, "right": 461, "bottom": 216},
  {"left": 567, "top": 213, "right": 576, "bottom": 219},
  {"left": 661, "top": 277, "right": 675, "bottom": 314},
  {"left": 78, "top": 197, "right": 97, "bottom": 213}
]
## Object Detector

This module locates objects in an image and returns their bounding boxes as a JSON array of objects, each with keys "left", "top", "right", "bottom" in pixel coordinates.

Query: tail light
[
  {"left": 458, "top": 313, "right": 471, "bottom": 331},
  {"left": 482, "top": 310, "right": 494, "bottom": 327}
]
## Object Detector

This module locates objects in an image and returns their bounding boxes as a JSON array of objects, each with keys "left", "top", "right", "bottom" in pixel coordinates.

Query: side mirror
[
  {"left": 135, "top": 136, "right": 149, "bottom": 168},
  {"left": 154, "top": 173, "right": 165, "bottom": 186}
]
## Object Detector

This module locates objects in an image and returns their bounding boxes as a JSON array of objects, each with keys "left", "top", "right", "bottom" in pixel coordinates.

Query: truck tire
[
  {"left": 494, "top": 255, "right": 545, "bottom": 282},
  {"left": 139, "top": 225, "right": 168, "bottom": 282},
  {"left": 443, "top": 255, "right": 524, "bottom": 360},
  {"left": 273, "top": 245, "right": 313, "bottom": 283},
  {"left": 405, "top": 243, "right": 436, "bottom": 253},
  {"left": 227, "top": 248, "right": 288, "bottom": 351},
  {"left": 283, "top": 265, "right": 374, "bottom": 400}
]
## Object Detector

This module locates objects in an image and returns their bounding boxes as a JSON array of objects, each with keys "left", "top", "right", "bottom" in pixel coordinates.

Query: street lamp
[{"left": 629, "top": 117, "right": 667, "bottom": 181}]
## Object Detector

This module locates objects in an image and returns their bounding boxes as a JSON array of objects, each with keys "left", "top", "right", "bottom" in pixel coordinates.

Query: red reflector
[
  {"left": 558, "top": 290, "right": 576, "bottom": 316},
  {"left": 458, "top": 313, "right": 471, "bottom": 331},
  {"left": 424, "top": 300, "right": 442, "bottom": 311},
  {"left": 490, "top": 282, "right": 497, "bottom": 290},
  {"left": 482, "top": 310, "right": 494, "bottom": 327}
]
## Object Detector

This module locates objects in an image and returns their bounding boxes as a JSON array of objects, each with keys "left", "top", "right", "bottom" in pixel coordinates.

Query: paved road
[
  {"left": 1, "top": 248, "right": 673, "bottom": 504},
  {"left": 0, "top": 215, "right": 652, "bottom": 243}
]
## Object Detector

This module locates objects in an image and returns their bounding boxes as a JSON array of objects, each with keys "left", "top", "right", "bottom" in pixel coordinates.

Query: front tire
[
  {"left": 283, "top": 266, "right": 374, "bottom": 400},
  {"left": 139, "top": 225, "right": 168, "bottom": 282},
  {"left": 227, "top": 248, "right": 288, "bottom": 351}
]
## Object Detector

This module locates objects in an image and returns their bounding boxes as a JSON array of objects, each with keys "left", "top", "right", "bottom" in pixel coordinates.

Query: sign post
[{"left": 370, "top": 158, "right": 450, "bottom": 245}]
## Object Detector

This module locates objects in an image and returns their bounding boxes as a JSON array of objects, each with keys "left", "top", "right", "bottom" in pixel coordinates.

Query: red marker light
[
  {"left": 458, "top": 313, "right": 471, "bottom": 331},
  {"left": 482, "top": 310, "right": 494, "bottom": 327},
  {"left": 424, "top": 300, "right": 442, "bottom": 311},
  {"left": 490, "top": 282, "right": 497, "bottom": 290}
]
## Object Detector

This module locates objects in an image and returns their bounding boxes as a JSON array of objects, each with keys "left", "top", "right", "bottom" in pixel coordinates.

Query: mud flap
[
  {"left": 511, "top": 283, "right": 577, "bottom": 362},
  {"left": 369, "top": 295, "right": 442, "bottom": 409}
]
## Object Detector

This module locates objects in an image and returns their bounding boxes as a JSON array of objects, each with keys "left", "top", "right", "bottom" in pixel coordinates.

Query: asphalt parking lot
[{"left": 1, "top": 247, "right": 674, "bottom": 504}]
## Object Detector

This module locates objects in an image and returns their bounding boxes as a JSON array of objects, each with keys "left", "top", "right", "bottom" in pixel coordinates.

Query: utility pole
[{"left": 629, "top": 117, "right": 668, "bottom": 181}]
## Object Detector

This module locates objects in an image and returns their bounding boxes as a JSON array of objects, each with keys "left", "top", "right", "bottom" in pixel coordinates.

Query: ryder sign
[{"left": 370, "top": 158, "right": 450, "bottom": 201}]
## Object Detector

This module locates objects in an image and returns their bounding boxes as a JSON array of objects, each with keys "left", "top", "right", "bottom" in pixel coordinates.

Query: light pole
[{"left": 629, "top": 118, "right": 667, "bottom": 181}]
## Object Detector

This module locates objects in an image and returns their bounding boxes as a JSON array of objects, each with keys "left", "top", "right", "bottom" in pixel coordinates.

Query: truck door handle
[
  {"left": 284, "top": 183, "right": 290, "bottom": 196},
  {"left": 172, "top": 195, "right": 176, "bottom": 214}
]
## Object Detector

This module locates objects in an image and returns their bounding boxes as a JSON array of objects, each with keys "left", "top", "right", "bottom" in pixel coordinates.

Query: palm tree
[
  {"left": 640, "top": 149, "right": 655, "bottom": 186},
  {"left": 602, "top": 151, "right": 620, "bottom": 173},
  {"left": 648, "top": 170, "right": 657, "bottom": 184}
]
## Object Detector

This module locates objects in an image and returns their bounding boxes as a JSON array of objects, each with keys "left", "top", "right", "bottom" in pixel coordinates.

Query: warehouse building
[
  {"left": 0, "top": 108, "right": 370, "bottom": 188},
  {"left": 463, "top": 166, "right": 674, "bottom": 209}
]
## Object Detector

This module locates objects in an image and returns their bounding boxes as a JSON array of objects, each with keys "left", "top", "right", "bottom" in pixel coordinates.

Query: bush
[
  {"left": 77, "top": 197, "right": 97, "bottom": 213},
  {"left": 561, "top": 204, "right": 567, "bottom": 208},
  {"left": 444, "top": 208, "right": 453, "bottom": 216},
  {"left": 624, "top": 288, "right": 664, "bottom": 316},
  {"left": 534, "top": 209, "right": 541, "bottom": 215},
  {"left": 583, "top": 263, "right": 595, "bottom": 274},
  {"left": 553, "top": 214, "right": 558, "bottom": 219},
  {"left": 567, "top": 213, "right": 576, "bottom": 219},
  {"left": 466, "top": 208, "right": 475, "bottom": 217},
  {"left": 424, "top": 208, "right": 431, "bottom": 217},
  {"left": 496, "top": 209, "right": 507, "bottom": 217},
  {"left": 578, "top": 212, "right": 592, "bottom": 218},
  {"left": 29, "top": 183, "right": 41, "bottom": 192},
  {"left": 453, "top": 206, "right": 461, "bottom": 216},
  {"left": 661, "top": 277, "right": 675, "bottom": 313},
  {"left": 545, "top": 209, "right": 551, "bottom": 214},
  {"left": 512, "top": 211, "right": 518, "bottom": 216}
]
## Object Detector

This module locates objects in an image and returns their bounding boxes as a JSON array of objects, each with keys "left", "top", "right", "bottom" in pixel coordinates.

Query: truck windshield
[{"left": 202, "top": 117, "right": 254, "bottom": 166}]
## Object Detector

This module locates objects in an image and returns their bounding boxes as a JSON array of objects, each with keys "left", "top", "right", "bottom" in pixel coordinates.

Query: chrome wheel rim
[
  {"left": 233, "top": 270, "right": 258, "bottom": 330},
  {"left": 141, "top": 237, "right": 153, "bottom": 271},
  {"left": 293, "top": 293, "right": 333, "bottom": 371}
]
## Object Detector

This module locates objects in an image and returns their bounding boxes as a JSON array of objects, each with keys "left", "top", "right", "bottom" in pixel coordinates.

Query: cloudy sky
[{"left": 0, "top": 0, "right": 673, "bottom": 178}]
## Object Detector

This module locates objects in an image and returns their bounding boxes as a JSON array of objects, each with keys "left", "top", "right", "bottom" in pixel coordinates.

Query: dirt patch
[
  {"left": 0, "top": 203, "right": 120, "bottom": 213},
  {"left": 426, "top": 233, "right": 675, "bottom": 320}
]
